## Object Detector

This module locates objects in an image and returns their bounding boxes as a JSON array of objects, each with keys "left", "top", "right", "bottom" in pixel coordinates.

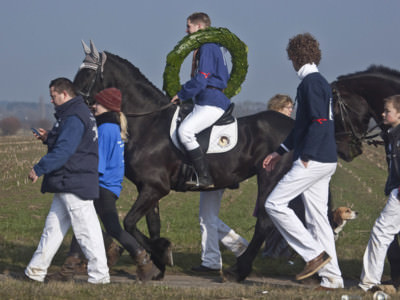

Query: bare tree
[{"left": 0, "top": 116, "right": 21, "bottom": 136}]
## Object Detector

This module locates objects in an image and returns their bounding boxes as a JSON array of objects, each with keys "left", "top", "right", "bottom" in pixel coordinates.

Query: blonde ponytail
[{"left": 119, "top": 112, "right": 128, "bottom": 142}]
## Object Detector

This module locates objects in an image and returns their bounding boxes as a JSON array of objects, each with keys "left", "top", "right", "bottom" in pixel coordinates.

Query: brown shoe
[
  {"left": 296, "top": 251, "right": 331, "bottom": 281},
  {"left": 106, "top": 240, "right": 124, "bottom": 268},
  {"left": 134, "top": 250, "right": 162, "bottom": 282}
]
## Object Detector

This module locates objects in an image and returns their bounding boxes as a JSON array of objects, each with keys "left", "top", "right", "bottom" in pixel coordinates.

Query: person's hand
[
  {"left": 170, "top": 95, "right": 180, "bottom": 104},
  {"left": 28, "top": 168, "right": 38, "bottom": 183},
  {"left": 263, "top": 152, "right": 281, "bottom": 172},
  {"left": 37, "top": 128, "right": 48, "bottom": 142},
  {"left": 32, "top": 128, "right": 48, "bottom": 142}
]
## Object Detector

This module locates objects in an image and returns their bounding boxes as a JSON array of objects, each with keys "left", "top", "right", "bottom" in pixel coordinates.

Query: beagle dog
[{"left": 331, "top": 206, "right": 358, "bottom": 241}]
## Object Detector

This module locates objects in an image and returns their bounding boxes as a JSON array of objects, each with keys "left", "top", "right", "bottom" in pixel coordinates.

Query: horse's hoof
[
  {"left": 164, "top": 245, "right": 173, "bottom": 267},
  {"left": 153, "top": 238, "right": 174, "bottom": 266},
  {"left": 222, "top": 265, "right": 242, "bottom": 283}
]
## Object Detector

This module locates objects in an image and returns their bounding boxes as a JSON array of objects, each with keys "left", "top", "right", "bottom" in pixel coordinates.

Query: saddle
[
  {"left": 170, "top": 103, "right": 237, "bottom": 154},
  {"left": 170, "top": 102, "right": 238, "bottom": 191}
]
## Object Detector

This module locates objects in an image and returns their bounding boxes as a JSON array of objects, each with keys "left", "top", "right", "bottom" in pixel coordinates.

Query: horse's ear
[
  {"left": 81, "top": 40, "right": 91, "bottom": 55},
  {"left": 90, "top": 40, "right": 100, "bottom": 61}
]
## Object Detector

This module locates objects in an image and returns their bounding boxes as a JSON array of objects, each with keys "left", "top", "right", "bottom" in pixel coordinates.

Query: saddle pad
[{"left": 170, "top": 106, "right": 238, "bottom": 154}]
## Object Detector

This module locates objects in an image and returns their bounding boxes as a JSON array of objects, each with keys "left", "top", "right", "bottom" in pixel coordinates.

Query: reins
[
  {"left": 124, "top": 102, "right": 176, "bottom": 117},
  {"left": 332, "top": 82, "right": 383, "bottom": 145}
]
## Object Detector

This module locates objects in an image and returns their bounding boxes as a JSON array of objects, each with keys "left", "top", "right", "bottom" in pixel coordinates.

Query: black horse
[
  {"left": 73, "top": 42, "right": 296, "bottom": 278},
  {"left": 333, "top": 65, "right": 400, "bottom": 161}
]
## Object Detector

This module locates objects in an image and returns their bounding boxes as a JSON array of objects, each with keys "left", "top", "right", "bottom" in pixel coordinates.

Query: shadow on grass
[{"left": 0, "top": 238, "right": 72, "bottom": 275}]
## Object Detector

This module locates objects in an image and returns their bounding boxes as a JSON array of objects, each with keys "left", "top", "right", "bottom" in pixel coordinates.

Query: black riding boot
[{"left": 186, "top": 147, "right": 214, "bottom": 189}]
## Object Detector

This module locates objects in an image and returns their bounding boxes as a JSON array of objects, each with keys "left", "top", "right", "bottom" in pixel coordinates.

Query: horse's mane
[
  {"left": 105, "top": 51, "right": 166, "bottom": 98},
  {"left": 337, "top": 64, "right": 400, "bottom": 82}
]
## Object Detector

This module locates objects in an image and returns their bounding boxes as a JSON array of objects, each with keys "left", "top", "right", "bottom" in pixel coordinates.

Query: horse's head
[
  {"left": 333, "top": 85, "right": 371, "bottom": 162},
  {"left": 73, "top": 40, "right": 107, "bottom": 106}
]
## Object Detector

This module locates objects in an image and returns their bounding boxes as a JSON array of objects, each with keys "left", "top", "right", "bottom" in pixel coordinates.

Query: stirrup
[{"left": 186, "top": 172, "right": 214, "bottom": 189}]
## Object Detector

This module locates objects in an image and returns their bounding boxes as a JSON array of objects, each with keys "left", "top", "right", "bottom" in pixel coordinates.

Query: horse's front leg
[
  {"left": 123, "top": 186, "right": 171, "bottom": 279},
  {"left": 146, "top": 203, "right": 174, "bottom": 267}
]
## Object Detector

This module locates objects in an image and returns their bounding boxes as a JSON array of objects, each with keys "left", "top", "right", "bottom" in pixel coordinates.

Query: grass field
[{"left": 0, "top": 135, "right": 394, "bottom": 299}]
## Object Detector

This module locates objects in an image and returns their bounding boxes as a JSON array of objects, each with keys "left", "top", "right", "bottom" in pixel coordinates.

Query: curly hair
[{"left": 286, "top": 33, "right": 321, "bottom": 67}]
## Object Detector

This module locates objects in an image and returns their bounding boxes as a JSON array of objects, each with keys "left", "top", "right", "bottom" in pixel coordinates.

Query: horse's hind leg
[
  {"left": 225, "top": 160, "right": 293, "bottom": 282},
  {"left": 224, "top": 207, "right": 273, "bottom": 282}
]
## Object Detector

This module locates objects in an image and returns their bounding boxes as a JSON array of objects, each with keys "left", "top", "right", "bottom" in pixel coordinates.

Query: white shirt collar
[{"left": 297, "top": 63, "right": 319, "bottom": 80}]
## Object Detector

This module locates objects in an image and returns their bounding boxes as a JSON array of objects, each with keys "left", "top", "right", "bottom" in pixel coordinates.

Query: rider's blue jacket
[
  {"left": 277, "top": 72, "right": 337, "bottom": 163},
  {"left": 177, "top": 43, "right": 230, "bottom": 111}
]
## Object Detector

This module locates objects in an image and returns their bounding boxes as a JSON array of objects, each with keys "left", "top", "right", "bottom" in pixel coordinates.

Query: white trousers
[
  {"left": 178, "top": 104, "right": 225, "bottom": 151},
  {"left": 199, "top": 189, "right": 248, "bottom": 269},
  {"left": 359, "top": 188, "right": 400, "bottom": 291},
  {"left": 25, "top": 193, "right": 110, "bottom": 284},
  {"left": 265, "top": 159, "right": 343, "bottom": 288}
]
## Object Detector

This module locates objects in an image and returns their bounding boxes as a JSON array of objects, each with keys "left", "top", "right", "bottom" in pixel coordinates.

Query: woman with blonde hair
[{"left": 267, "top": 94, "right": 294, "bottom": 117}]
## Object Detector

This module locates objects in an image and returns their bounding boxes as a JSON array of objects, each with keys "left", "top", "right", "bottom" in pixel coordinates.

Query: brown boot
[
  {"left": 106, "top": 240, "right": 124, "bottom": 268},
  {"left": 134, "top": 250, "right": 162, "bottom": 282},
  {"left": 46, "top": 255, "right": 87, "bottom": 282},
  {"left": 296, "top": 251, "right": 331, "bottom": 281}
]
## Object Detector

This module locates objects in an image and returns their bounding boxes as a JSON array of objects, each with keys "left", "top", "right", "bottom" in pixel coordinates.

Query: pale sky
[{"left": 1, "top": 0, "right": 399, "bottom": 105}]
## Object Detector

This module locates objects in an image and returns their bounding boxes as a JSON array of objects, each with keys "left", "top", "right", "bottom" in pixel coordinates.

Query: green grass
[{"left": 0, "top": 136, "right": 395, "bottom": 299}]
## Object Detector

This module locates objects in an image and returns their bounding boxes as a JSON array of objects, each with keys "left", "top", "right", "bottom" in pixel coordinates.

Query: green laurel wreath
[{"left": 163, "top": 27, "right": 248, "bottom": 99}]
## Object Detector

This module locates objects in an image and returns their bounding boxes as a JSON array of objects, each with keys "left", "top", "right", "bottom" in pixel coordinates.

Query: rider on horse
[{"left": 170, "top": 12, "right": 231, "bottom": 189}]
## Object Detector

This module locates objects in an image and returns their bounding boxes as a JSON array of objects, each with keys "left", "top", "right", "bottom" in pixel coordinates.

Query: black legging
[
  {"left": 68, "top": 187, "right": 140, "bottom": 257},
  {"left": 388, "top": 234, "right": 400, "bottom": 284}
]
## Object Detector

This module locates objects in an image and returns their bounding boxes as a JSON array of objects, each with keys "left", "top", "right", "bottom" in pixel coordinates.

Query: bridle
[
  {"left": 332, "top": 82, "right": 382, "bottom": 146},
  {"left": 77, "top": 62, "right": 175, "bottom": 116},
  {"left": 77, "top": 62, "right": 104, "bottom": 106}
]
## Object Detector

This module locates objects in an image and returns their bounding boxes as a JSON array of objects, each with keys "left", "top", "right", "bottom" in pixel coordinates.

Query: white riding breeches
[
  {"left": 265, "top": 159, "right": 343, "bottom": 288},
  {"left": 25, "top": 193, "right": 110, "bottom": 284},
  {"left": 178, "top": 104, "right": 225, "bottom": 151},
  {"left": 199, "top": 189, "right": 248, "bottom": 269},
  {"left": 359, "top": 188, "right": 400, "bottom": 291}
]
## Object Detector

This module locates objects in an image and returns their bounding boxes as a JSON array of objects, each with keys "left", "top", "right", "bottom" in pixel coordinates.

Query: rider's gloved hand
[{"left": 171, "top": 95, "right": 181, "bottom": 104}]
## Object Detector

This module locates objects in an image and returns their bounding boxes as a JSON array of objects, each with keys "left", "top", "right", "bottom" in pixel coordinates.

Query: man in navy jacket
[
  {"left": 263, "top": 33, "right": 344, "bottom": 290},
  {"left": 25, "top": 78, "right": 109, "bottom": 284}
]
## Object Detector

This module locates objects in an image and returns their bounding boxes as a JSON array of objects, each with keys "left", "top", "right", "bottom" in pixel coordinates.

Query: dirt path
[
  {"left": 1, "top": 267, "right": 360, "bottom": 289},
  {"left": 68, "top": 272, "right": 359, "bottom": 290}
]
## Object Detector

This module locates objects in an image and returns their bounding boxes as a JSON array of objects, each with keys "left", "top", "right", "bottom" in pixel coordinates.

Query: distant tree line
[{"left": 0, "top": 100, "right": 266, "bottom": 136}]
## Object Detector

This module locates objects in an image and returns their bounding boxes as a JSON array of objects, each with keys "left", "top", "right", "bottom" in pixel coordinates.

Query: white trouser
[
  {"left": 265, "top": 159, "right": 343, "bottom": 288},
  {"left": 178, "top": 104, "right": 225, "bottom": 151},
  {"left": 359, "top": 188, "right": 400, "bottom": 291},
  {"left": 25, "top": 193, "right": 110, "bottom": 284},
  {"left": 199, "top": 189, "right": 248, "bottom": 269}
]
